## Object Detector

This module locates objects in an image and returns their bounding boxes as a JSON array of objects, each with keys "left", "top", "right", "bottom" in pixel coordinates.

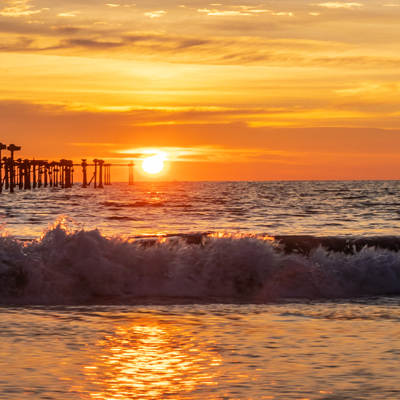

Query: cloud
[
  {"left": 271, "top": 12, "right": 293, "bottom": 16},
  {"left": 57, "top": 12, "right": 78, "bottom": 17},
  {"left": 62, "top": 38, "right": 123, "bottom": 49},
  {"left": 105, "top": 4, "right": 120, "bottom": 7},
  {"left": 143, "top": 11, "right": 166, "bottom": 18},
  {"left": 51, "top": 26, "right": 81, "bottom": 34},
  {"left": 0, "top": 36, "right": 34, "bottom": 50},
  {"left": 198, "top": 5, "right": 273, "bottom": 16},
  {"left": 0, "top": 0, "right": 42, "bottom": 17},
  {"left": 118, "top": 145, "right": 299, "bottom": 164},
  {"left": 334, "top": 82, "right": 399, "bottom": 97},
  {"left": 198, "top": 9, "right": 251, "bottom": 16},
  {"left": 312, "top": 2, "right": 363, "bottom": 8},
  {"left": 3, "top": 28, "right": 398, "bottom": 70}
]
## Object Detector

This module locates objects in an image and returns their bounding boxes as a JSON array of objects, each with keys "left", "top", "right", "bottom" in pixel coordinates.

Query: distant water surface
[
  {"left": 2, "top": 181, "right": 400, "bottom": 399},
  {"left": 1, "top": 180, "right": 400, "bottom": 239}
]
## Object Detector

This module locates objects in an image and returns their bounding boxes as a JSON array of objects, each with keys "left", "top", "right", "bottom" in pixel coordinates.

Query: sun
[{"left": 142, "top": 154, "right": 165, "bottom": 174}]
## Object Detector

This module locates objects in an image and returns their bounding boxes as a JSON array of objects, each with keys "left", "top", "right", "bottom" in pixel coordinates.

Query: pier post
[
  {"left": 98, "top": 160, "right": 104, "bottom": 189},
  {"left": 0, "top": 143, "right": 6, "bottom": 193},
  {"left": 81, "top": 159, "right": 88, "bottom": 188},
  {"left": 128, "top": 160, "right": 135, "bottom": 185},
  {"left": 17, "top": 159, "right": 23, "bottom": 189},
  {"left": 60, "top": 160, "right": 65, "bottom": 188},
  {"left": 104, "top": 164, "right": 111, "bottom": 185},
  {"left": 32, "top": 163, "right": 36, "bottom": 189},
  {"left": 66, "top": 160, "right": 70, "bottom": 188},
  {"left": 65, "top": 160, "right": 72, "bottom": 188},
  {"left": 54, "top": 166, "right": 59, "bottom": 187},
  {"left": 62, "top": 160, "right": 70, "bottom": 188},
  {"left": 93, "top": 159, "right": 98, "bottom": 188},
  {"left": 3, "top": 157, "right": 9, "bottom": 190},
  {"left": 49, "top": 163, "right": 54, "bottom": 187},
  {"left": 44, "top": 163, "right": 48, "bottom": 188},
  {"left": 7, "top": 144, "right": 21, "bottom": 193},
  {"left": 38, "top": 164, "right": 42, "bottom": 188},
  {"left": 23, "top": 159, "right": 31, "bottom": 189}
]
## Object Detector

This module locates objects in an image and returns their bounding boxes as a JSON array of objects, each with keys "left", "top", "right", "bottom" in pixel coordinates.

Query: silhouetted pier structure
[{"left": 0, "top": 143, "right": 135, "bottom": 193}]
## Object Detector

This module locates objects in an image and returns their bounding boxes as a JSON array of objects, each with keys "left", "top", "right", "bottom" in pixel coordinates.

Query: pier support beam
[
  {"left": 23, "top": 159, "right": 31, "bottom": 189},
  {"left": 93, "top": 159, "right": 98, "bottom": 188},
  {"left": 3, "top": 157, "right": 9, "bottom": 190},
  {"left": 98, "top": 160, "right": 104, "bottom": 189},
  {"left": 7, "top": 144, "right": 21, "bottom": 193},
  {"left": 17, "top": 159, "right": 23, "bottom": 190},
  {"left": 32, "top": 163, "right": 37, "bottom": 189},
  {"left": 104, "top": 164, "right": 111, "bottom": 185},
  {"left": 128, "top": 160, "right": 135, "bottom": 185},
  {"left": 81, "top": 159, "right": 88, "bottom": 188},
  {"left": 0, "top": 143, "right": 7, "bottom": 193}
]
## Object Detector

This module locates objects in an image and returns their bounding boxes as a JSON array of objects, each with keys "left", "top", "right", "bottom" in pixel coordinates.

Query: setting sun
[{"left": 142, "top": 154, "right": 165, "bottom": 174}]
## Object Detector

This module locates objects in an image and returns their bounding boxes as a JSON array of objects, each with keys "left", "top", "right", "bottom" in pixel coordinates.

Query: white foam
[{"left": 2, "top": 219, "right": 400, "bottom": 304}]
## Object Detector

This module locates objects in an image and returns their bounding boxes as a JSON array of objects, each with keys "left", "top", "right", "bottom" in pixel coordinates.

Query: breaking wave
[{"left": 2, "top": 218, "right": 400, "bottom": 304}]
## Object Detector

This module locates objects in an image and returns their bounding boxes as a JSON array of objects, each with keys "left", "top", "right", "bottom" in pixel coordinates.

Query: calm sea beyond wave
[{"left": 2, "top": 180, "right": 400, "bottom": 399}]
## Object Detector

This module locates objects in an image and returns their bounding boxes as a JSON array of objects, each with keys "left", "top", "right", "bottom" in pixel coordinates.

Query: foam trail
[{"left": 2, "top": 219, "right": 400, "bottom": 304}]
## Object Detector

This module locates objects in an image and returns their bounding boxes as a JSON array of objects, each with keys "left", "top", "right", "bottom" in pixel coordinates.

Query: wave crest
[{"left": 2, "top": 221, "right": 400, "bottom": 304}]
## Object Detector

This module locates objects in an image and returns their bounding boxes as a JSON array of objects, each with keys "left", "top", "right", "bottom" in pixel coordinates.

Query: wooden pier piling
[
  {"left": 81, "top": 159, "right": 88, "bottom": 188},
  {"left": 0, "top": 144, "right": 6, "bottom": 194},
  {"left": 7, "top": 144, "right": 21, "bottom": 193},
  {"left": 98, "top": 160, "right": 104, "bottom": 189},
  {"left": 93, "top": 159, "right": 98, "bottom": 188},
  {"left": 128, "top": 160, "right": 135, "bottom": 185}
]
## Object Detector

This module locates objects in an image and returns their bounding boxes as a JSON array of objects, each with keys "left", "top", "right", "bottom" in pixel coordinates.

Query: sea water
[{"left": 1, "top": 181, "right": 400, "bottom": 399}]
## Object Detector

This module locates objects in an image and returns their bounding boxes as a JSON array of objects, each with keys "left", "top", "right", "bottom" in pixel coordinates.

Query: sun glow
[{"left": 141, "top": 152, "right": 168, "bottom": 174}]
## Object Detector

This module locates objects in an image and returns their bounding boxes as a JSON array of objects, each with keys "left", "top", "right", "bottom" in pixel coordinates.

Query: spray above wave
[{"left": 1, "top": 217, "right": 400, "bottom": 304}]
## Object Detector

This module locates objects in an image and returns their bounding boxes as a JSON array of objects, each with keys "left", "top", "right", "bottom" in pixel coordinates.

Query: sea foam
[{"left": 1, "top": 218, "right": 400, "bottom": 304}]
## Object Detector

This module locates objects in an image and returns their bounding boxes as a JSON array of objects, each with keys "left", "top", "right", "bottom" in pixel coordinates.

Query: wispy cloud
[
  {"left": 38, "top": 32, "right": 398, "bottom": 69},
  {"left": 57, "top": 12, "right": 79, "bottom": 18},
  {"left": 63, "top": 38, "right": 123, "bottom": 49},
  {"left": 198, "top": 9, "right": 251, "bottom": 16},
  {"left": 118, "top": 145, "right": 296, "bottom": 163},
  {"left": 0, "top": 0, "right": 43, "bottom": 17},
  {"left": 198, "top": 5, "right": 274, "bottom": 16},
  {"left": 271, "top": 12, "right": 293, "bottom": 16},
  {"left": 312, "top": 2, "right": 363, "bottom": 8},
  {"left": 0, "top": 36, "right": 34, "bottom": 50},
  {"left": 143, "top": 11, "right": 166, "bottom": 18}
]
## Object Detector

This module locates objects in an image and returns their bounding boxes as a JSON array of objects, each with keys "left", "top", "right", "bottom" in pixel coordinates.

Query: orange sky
[{"left": 1, "top": 0, "right": 400, "bottom": 180}]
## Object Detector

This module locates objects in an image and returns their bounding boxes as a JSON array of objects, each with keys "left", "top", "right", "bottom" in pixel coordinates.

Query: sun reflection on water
[{"left": 85, "top": 320, "right": 222, "bottom": 399}]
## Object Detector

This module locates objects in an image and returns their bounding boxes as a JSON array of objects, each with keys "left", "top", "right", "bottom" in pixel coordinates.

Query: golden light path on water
[
  {"left": 85, "top": 320, "right": 222, "bottom": 399},
  {"left": 2, "top": 305, "right": 400, "bottom": 399}
]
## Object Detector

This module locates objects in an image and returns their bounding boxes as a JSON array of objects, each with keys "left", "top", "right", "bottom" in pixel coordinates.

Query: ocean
[{"left": 2, "top": 181, "right": 400, "bottom": 399}]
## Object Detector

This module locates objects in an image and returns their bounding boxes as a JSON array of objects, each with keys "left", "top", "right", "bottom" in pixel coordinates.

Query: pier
[{"left": 0, "top": 143, "right": 135, "bottom": 193}]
